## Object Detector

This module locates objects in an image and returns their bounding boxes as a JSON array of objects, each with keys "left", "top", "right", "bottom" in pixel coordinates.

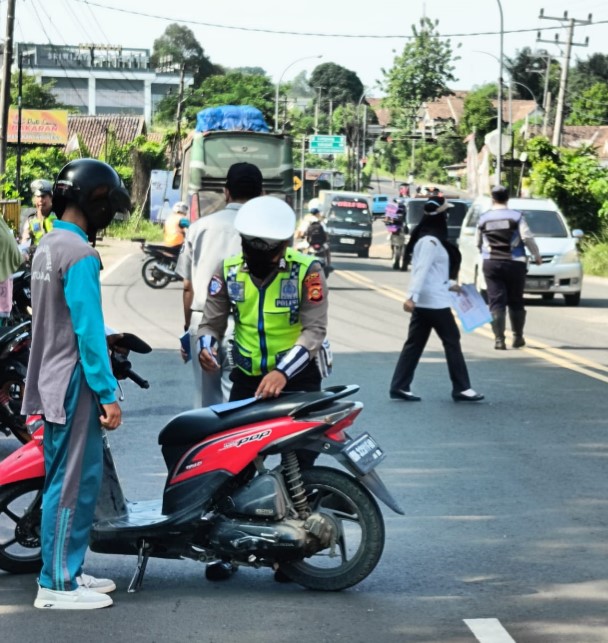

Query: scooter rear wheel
[
  {"left": 0, "top": 478, "right": 44, "bottom": 574},
  {"left": 142, "top": 257, "right": 171, "bottom": 289},
  {"left": 278, "top": 467, "right": 384, "bottom": 591}
]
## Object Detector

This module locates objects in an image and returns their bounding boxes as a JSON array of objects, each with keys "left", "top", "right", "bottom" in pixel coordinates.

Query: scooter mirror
[{"left": 114, "top": 333, "right": 152, "bottom": 354}]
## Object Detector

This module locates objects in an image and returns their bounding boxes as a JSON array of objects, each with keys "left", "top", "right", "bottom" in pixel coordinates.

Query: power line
[{"left": 71, "top": 0, "right": 608, "bottom": 40}]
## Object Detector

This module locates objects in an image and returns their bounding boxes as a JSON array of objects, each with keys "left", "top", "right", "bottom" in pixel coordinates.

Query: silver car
[{"left": 458, "top": 197, "right": 584, "bottom": 306}]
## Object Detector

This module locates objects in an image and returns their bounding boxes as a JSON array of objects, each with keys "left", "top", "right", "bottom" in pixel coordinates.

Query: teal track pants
[{"left": 39, "top": 364, "right": 103, "bottom": 591}]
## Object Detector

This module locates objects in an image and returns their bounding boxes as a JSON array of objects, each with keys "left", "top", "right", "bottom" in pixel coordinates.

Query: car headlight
[{"left": 555, "top": 249, "right": 580, "bottom": 264}]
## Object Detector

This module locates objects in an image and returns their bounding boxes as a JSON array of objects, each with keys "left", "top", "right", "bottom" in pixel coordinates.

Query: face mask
[{"left": 242, "top": 239, "right": 281, "bottom": 279}]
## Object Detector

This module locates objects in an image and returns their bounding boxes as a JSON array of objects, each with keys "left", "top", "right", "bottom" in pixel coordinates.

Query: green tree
[
  {"left": 381, "top": 17, "right": 459, "bottom": 131},
  {"left": 566, "top": 82, "right": 608, "bottom": 125},
  {"left": 308, "top": 63, "right": 365, "bottom": 111},
  {"left": 505, "top": 47, "right": 559, "bottom": 102},
  {"left": 526, "top": 136, "right": 608, "bottom": 232},
  {"left": 151, "top": 23, "right": 219, "bottom": 87},
  {"left": 182, "top": 72, "right": 276, "bottom": 126},
  {"left": 11, "top": 72, "right": 62, "bottom": 109},
  {"left": 459, "top": 85, "right": 497, "bottom": 148},
  {"left": 3, "top": 146, "right": 67, "bottom": 201}
]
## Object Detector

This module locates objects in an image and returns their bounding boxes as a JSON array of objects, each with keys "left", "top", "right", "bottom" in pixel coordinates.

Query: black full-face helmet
[{"left": 52, "top": 159, "right": 131, "bottom": 242}]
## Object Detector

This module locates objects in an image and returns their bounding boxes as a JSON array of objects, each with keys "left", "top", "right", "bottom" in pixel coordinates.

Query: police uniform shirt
[{"left": 199, "top": 254, "right": 328, "bottom": 359}]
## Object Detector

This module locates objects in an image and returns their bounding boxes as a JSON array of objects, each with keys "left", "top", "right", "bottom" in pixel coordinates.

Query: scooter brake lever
[{"left": 117, "top": 381, "right": 125, "bottom": 402}]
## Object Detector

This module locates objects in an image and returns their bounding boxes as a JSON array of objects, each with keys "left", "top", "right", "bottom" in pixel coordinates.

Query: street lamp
[
  {"left": 496, "top": 0, "right": 504, "bottom": 187},
  {"left": 274, "top": 54, "right": 322, "bottom": 133}
]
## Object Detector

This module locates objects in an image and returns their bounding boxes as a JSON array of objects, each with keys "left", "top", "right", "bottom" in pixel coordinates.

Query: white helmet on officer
[
  {"left": 235, "top": 196, "right": 296, "bottom": 278},
  {"left": 234, "top": 196, "right": 296, "bottom": 245}
]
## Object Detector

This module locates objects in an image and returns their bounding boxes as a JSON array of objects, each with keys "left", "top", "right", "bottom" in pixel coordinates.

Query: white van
[{"left": 458, "top": 197, "right": 584, "bottom": 306}]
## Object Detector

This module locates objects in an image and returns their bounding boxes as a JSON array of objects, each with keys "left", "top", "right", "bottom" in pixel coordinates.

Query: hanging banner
[{"left": 7, "top": 109, "right": 69, "bottom": 145}]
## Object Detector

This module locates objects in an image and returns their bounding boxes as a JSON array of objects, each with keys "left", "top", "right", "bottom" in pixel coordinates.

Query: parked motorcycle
[
  {"left": 0, "top": 333, "right": 402, "bottom": 591},
  {"left": 8, "top": 269, "right": 32, "bottom": 324},
  {"left": 0, "top": 321, "right": 31, "bottom": 445},
  {"left": 132, "top": 238, "right": 183, "bottom": 289}
]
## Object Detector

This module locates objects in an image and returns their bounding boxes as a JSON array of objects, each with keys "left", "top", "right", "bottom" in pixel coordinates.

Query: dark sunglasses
[{"left": 242, "top": 236, "right": 282, "bottom": 252}]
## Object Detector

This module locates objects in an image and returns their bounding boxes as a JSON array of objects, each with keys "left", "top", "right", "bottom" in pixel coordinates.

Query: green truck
[{"left": 174, "top": 106, "right": 294, "bottom": 218}]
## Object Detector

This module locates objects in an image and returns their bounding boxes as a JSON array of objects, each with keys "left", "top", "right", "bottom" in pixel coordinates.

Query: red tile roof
[{"left": 66, "top": 114, "right": 147, "bottom": 157}]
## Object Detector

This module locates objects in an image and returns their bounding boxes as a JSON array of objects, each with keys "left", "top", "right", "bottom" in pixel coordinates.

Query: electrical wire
[{"left": 70, "top": 0, "right": 607, "bottom": 40}]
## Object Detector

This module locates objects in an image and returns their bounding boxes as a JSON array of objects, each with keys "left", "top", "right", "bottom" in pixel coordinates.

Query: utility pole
[
  {"left": 173, "top": 62, "right": 186, "bottom": 166},
  {"left": 16, "top": 50, "right": 23, "bottom": 193},
  {"left": 0, "top": 0, "right": 16, "bottom": 176},
  {"left": 538, "top": 9, "right": 591, "bottom": 147}
]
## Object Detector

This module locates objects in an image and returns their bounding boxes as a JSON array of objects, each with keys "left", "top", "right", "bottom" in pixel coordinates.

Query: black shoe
[
  {"left": 452, "top": 392, "right": 485, "bottom": 403},
  {"left": 205, "top": 561, "right": 237, "bottom": 581},
  {"left": 512, "top": 336, "right": 525, "bottom": 348},
  {"left": 273, "top": 568, "right": 292, "bottom": 583},
  {"left": 494, "top": 339, "right": 507, "bottom": 350},
  {"left": 389, "top": 389, "right": 421, "bottom": 402}
]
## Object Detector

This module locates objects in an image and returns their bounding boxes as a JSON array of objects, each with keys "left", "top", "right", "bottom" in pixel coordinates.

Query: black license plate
[{"left": 343, "top": 433, "right": 385, "bottom": 475}]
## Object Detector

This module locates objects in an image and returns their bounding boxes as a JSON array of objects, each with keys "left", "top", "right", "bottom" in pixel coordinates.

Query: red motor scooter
[{"left": 0, "top": 334, "right": 403, "bottom": 592}]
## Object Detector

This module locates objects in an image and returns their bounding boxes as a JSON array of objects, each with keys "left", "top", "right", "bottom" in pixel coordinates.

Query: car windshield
[
  {"left": 405, "top": 200, "right": 426, "bottom": 225},
  {"left": 520, "top": 209, "right": 568, "bottom": 238},
  {"left": 329, "top": 199, "right": 370, "bottom": 223}
]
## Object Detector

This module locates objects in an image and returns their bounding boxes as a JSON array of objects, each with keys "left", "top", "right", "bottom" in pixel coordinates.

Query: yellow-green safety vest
[
  {"left": 29, "top": 213, "right": 57, "bottom": 244},
  {"left": 223, "top": 248, "right": 314, "bottom": 376}
]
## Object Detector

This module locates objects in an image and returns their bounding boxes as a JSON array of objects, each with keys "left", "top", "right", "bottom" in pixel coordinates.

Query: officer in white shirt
[
  {"left": 389, "top": 196, "right": 484, "bottom": 403},
  {"left": 176, "top": 162, "right": 263, "bottom": 408}
]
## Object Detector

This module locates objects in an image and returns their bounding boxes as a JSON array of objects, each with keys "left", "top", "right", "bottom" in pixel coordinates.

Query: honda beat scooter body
[{"left": 0, "top": 336, "right": 402, "bottom": 593}]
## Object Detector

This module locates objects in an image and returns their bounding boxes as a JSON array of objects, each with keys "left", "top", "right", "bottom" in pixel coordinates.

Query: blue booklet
[{"left": 180, "top": 332, "right": 191, "bottom": 362}]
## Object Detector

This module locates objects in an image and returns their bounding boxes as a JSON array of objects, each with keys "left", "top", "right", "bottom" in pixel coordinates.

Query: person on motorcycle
[
  {"left": 163, "top": 201, "right": 190, "bottom": 247},
  {"left": 297, "top": 206, "right": 331, "bottom": 272},
  {"left": 20, "top": 179, "right": 57, "bottom": 247},
  {"left": 22, "top": 158, "right": 131, "bottom": 610},
  {"left": 198, "top": 195, "right": 329, "bottom": 582},
  {"left": 384, "top": 198, "right": 408, "bottom": 270}
]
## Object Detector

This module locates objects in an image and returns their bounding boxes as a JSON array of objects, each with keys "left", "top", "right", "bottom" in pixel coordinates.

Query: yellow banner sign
[{"left": 7, "top": 109, "right": 69, "bottom": 145}]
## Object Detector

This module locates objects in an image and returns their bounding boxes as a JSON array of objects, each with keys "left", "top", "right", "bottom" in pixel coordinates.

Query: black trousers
[
  {"left": 390, "top": 307, "right": 471, "bottom": 394},
  {"left": 483, "top": 259, "right": 527, "bottom": 313},
  {"left": 229, "top": 361, "right": 321, "bottom": 401},
  {"left": 229, "top": 363, "right": 322, "bottom": 468}
]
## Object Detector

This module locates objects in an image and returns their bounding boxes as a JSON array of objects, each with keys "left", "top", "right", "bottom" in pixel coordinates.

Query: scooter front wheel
[
  {"left": 142, "top": 257, "right": 171, "bottom": 289},
  {"left": 278, "top": 467, "right": 385, "bottom": 591},
  {"left": 0, "top": 478, "right": 44, "bottom": 574}
]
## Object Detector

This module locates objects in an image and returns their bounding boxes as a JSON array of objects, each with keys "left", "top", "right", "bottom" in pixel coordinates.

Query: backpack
[{"left": 306, "top": 221, "right": 327, "bottom": 245}]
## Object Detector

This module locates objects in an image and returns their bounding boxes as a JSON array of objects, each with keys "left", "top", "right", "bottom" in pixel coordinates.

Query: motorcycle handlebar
[{"left": 125, "top": 368, "right": 150, "bottom": 389}]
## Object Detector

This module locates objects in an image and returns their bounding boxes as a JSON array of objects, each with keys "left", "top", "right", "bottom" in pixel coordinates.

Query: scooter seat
[{"left": 158, "top": 389, "right": 334, "bottom": 447}]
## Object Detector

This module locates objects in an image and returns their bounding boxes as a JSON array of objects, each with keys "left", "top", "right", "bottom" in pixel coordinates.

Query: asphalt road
[{"left": 1, "top": 236, "right": 608, "bottom": 642}]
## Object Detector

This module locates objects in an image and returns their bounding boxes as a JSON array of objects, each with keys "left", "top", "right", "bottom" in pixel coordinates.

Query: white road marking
[
  {"left": 100, "top": 253, "right": 135, "bottom": 283},
  {"left": 464, "top": 618, "right": 516, "bottom": 642}
]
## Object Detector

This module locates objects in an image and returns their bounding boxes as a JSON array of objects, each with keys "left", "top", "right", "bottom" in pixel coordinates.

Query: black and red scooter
[{"left": 0, "top": 334, "right": 403, "bottom": 592}]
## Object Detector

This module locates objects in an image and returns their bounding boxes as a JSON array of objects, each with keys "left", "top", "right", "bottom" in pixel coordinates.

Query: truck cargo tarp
[{"left": 195, "top": 105, "right": 270, "bottom": 133}]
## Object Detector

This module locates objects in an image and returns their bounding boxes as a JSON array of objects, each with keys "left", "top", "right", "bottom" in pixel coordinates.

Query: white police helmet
[
  {"left": 234, "top": 196, "right": 296, "bottom": 243},
  {"left": 173, "top": 201, "right": 189, "bottom": 214}
]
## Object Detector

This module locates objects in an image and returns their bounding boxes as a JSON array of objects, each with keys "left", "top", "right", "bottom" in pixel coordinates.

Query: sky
[{"left": 7, "top": 0, "right": 608, "bottom": 98}]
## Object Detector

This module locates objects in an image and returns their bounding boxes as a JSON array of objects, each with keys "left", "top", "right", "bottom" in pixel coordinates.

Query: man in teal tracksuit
[{"left": 22, "top": 159, "right": 130, "bottom": 610}]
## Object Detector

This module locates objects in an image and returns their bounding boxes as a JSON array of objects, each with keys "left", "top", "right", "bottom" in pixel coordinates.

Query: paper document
[{"left": 449, "top": 284, "right": 492, "bottom": 332}]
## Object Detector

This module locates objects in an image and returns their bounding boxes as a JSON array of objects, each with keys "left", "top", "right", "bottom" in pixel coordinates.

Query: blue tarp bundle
[{"left": 195, "top": 105, "right": 270, "bottom": 133}]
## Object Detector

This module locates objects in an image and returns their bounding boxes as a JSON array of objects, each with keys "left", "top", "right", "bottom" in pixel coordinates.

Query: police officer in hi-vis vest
[
  {"left": 21, "top": 179, "right": 57, "bottom": 247},
  {"left": 197, "top": 194, "right": 329, "bottom": 582}
]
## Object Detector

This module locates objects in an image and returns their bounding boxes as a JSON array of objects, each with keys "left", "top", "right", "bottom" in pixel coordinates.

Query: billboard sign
[{"left": 7, "top": 109, "right": 69, "bottom": 145}]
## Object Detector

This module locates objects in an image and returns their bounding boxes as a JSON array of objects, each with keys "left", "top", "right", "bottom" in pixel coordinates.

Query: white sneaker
[
  {"left": 76, "top": 573, "right": 116, "bottom": 594},
  {"left": 34, "top": 585, "right": 113, "bottom": 610}
]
